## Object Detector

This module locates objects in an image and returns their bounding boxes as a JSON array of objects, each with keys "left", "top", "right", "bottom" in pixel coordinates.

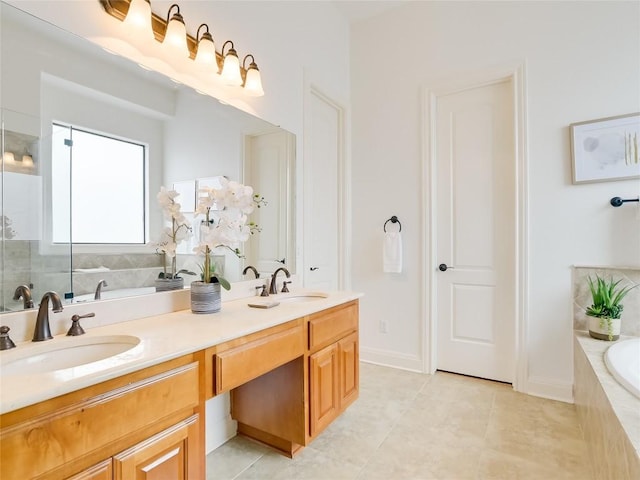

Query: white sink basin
[
  {"left": 1, "top": 335, "right": 141, "bottom": 376},
  {"left": 278, "top": 293, "right": 329, "bottom": 303}
]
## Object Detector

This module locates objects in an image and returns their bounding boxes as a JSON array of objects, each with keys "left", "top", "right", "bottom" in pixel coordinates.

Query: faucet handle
[
  {"left": 0, "top": 326, "right": 16, "bottom": 350},
  {"left": 256, "top": 284, "right": 269, "bottom": 297},
  {"left": 67, "top": 312, "right": 95, "bottom": 336},
  {"left": 281, "top": 281, "right": 292, "bottom": 293}
]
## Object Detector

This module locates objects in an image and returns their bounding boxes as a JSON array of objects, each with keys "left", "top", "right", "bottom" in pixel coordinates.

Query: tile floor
[{"left": 206, "top": 363, "right": 592, "bottom": 480}]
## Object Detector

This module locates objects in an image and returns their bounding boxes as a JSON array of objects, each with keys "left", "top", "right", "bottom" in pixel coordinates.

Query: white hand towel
[{"left": 383, "top": 232, "right": 402, "bottom": 273}]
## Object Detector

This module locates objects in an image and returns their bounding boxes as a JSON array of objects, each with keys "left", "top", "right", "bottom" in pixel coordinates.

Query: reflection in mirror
[
  {"left": 0, "top": 1, "right": 295, "bottom": 313},
  {"left": 1, "top": 108, "right": 73, "bottom": 312}
]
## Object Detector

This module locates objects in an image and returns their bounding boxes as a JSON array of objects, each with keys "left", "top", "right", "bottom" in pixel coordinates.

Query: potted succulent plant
[{"left": 586, "top": 274, "right": 637, "bottom": 341}]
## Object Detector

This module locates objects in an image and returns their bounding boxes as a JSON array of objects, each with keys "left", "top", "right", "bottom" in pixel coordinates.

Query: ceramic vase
[
  {"left": 587, "top": 316, "right": 621, "bottom": 341},
  {"left": 191, "top": 281, "right": 221, "bottom": 314},
  {"left": 155, "top": 277, "right": 184, "bottom": 292}
]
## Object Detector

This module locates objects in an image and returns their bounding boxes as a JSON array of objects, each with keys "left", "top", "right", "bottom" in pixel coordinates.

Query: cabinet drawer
[
  {"left": 308, "top": 301, "right": 358, "bottom": 351},
  {"left": 1, "top": 362, "right": 199, "bottom": 480},
  {"left": 216, "top": 325, "right": 304, "bottom": 393}
]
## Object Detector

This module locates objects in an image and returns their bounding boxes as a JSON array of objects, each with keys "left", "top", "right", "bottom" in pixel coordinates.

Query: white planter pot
[
  {"left": 587, "top": 316, "right": 621, "bottom": 341},
  {"left": 191, "top": 281, "right": 221, "bottom": 314}
]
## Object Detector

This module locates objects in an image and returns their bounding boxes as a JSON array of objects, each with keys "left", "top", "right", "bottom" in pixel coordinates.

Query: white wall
[{"left": 351, "top": 1, "right": 640, "bottom": 400}]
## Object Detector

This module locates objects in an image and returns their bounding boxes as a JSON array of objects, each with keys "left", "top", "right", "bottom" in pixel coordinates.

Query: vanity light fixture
[
  {"left": 122, "top": 0, "right": 154, "bottom": 41},
  {"left": 100, "top": 0, "right": 265, "bottom": 95},
  {"left": 194, "top": 24, "right": 217, "bottom": 68},
  {"left": 163, "top": 4, "right": 190, "bottom": 58},
  {"left": 220, "top": 40, "right": 243, "bottom": 86},
  {"left": 242, "top": 55, "right": 264, "bottom": 97}
]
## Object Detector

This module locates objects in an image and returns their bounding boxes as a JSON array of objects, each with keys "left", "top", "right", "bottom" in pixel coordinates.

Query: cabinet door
[
  {"left": 309, "top": 343, "right": 339, "bottom": 437},
  {"left": 113, "top": 415, "right": 198, "bottom": 480},
  {"left": 66, "top": 460, "right": 112, "bottom": 480},
  {"left": 338, "top": 332, "right": 359, "bottom": 409}
]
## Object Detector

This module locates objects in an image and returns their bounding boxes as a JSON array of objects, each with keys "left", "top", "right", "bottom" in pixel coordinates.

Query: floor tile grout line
[{"left": 230, "top": 450, "right": 268, "bottom": 480}]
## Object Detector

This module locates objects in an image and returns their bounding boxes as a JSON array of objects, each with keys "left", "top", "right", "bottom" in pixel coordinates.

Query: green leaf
[{"left": 213, "top": 275, "right": 231, "bottom": 291}]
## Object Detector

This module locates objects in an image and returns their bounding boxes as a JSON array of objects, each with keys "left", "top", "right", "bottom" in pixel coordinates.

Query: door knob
[
  {"left": 438, "top": 263, "right": 454, "bottom": 272},
  {"left": 310, "top": 267, "right": 319, "bottom": 271}
]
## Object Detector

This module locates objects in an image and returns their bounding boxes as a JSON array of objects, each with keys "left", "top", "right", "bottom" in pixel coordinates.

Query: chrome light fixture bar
[{"left": 99, "top": 0, "right": 264, "bottom": 96}]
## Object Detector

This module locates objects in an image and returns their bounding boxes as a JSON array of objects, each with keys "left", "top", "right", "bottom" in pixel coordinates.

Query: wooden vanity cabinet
[
  {"left": 67, "top": 460, "right": 112, "bottom": 480},
  {"left": 229, "top": 300, "right": 360, "bottom": 455},
  {"left": 308, "top": 302, "right": 359, "bottom": 438},
  {"left": 0, "top": 354, "right": 204, "bottom": 480}
]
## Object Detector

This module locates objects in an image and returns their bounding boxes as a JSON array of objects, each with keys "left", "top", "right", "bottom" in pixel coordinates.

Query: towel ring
[{"left": 383, "top": 216, "right": 402, "bottom": 232}]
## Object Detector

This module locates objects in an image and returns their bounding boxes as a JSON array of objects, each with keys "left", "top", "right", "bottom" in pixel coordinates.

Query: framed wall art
[{"left": 570, "top": 112, "right": 640, "bottom": 184}]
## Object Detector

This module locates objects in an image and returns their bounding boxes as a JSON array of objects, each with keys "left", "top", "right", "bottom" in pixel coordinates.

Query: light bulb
[
  {"left": 195, "top": 34, "right": 217, "bottom": 68},
  {"left": 221, "top": 49, "right": 242, "bottom": 86},
  {"left": 22, "top": 154, "right": 34, "bottom": 167},
  {"left": 123, "top": 0, "right": 154, "bottom": 41},
  {"left": 163, "top": 7, "right": 190, "bottom": 58},
  {"left": 244, "top": 65, "right": 264, "bottom": 97},
  {"left": 2, "top": 152, "right": 15, "bottom": 165}
]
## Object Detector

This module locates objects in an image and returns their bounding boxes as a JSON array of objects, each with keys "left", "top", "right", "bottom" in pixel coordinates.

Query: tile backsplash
[{"left": 573, "top": 266, "right": 640, "bottom": 337}]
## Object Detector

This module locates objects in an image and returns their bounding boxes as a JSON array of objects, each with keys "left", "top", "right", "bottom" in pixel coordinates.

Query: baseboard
[
  {"left": 360, "top": 346, "right": 423, "bottom": 372},
  {"left": 526, "top": 375, "right": 574, "bottom": 403}
]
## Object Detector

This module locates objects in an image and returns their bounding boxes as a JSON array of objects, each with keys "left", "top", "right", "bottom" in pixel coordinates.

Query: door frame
[
  {"left": 302, "top": 80, "right": 351, "bottom": 290},
  {"left": 421, "top": 63, "right": 529, "bottom": 392}
]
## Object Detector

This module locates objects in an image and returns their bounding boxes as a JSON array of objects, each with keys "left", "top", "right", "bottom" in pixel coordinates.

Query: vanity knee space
[{"left": 205, "top": 300, "right": 360, "bottom": 457}]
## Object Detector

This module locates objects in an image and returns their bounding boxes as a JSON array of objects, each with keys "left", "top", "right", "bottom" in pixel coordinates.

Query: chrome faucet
[
  {"left": 13, "top": 285, "right": 34, "bottom": 309},
  {"left": 33, "top": 291, "right": 63, "bottom": 342},
  {"left": 269, "top": 267, "right": 291, "bottom": 295},
  {"left": 242, "top": 265, "right": 260, "bottom": 279},
  {"left": 94, "top": 280, "right": 108, "bottom": 300}
]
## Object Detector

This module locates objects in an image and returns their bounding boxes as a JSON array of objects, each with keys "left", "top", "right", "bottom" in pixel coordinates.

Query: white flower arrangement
[
  {"left": 155, "top": 186, "right": 192, "bottom": 279},
  {"left": 194, "top": 177, "right": 264, "bottom": 290}
]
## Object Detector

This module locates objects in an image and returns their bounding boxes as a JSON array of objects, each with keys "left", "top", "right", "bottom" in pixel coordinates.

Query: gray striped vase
[
  {"left": 190, "top": 281, "right": 221, "bottom": 314},
  {"left": 155, "top": 277, "right": 184, "bottom": 292}
]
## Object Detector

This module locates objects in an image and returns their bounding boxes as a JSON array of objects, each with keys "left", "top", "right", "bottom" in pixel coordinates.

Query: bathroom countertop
[
  {"left": 0, "top": 290, "right": 362, "bottom": 415},
  {"left": 575, "top": 331, "right": 640, "bottom": 455}
]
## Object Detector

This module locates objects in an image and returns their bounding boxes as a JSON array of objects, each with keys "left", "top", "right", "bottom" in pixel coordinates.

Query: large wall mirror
[{"left": 0, "top": 1, "right": 296, "bottom": 314}]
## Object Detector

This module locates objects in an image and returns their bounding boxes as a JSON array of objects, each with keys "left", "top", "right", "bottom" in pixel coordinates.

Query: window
[{"left": 51, "top": 123, "right": 147, "bottom": 244}]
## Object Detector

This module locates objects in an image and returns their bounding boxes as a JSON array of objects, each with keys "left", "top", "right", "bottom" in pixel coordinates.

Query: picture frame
[{"left": 570, "top": 112, "right": 640, "bottom": 184}]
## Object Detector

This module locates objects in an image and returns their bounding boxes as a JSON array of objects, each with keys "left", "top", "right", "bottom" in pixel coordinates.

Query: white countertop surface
[{"left": 0, "top": 290, "right": 362, "bottom": 415}]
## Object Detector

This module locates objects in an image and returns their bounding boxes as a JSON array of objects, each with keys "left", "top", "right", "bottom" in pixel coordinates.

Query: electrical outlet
[{"left": 379, "top": 320, "right": 388, "bottom": 334}]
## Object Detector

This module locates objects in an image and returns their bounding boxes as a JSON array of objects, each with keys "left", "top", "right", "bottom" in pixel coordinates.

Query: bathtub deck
[{"left": 574, "top": 331, "right": 640, "bottom": 479}]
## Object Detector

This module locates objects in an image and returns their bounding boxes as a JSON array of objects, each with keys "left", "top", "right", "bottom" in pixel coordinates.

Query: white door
[
  {"left": 304, "top": 89, "right": 342, "bottom": 290},
  {"left": 435, "top": 79, "right": 515, "bottom": 383},
  {"left": 244, "top": 131, "right": 295, "bottom": 276}
]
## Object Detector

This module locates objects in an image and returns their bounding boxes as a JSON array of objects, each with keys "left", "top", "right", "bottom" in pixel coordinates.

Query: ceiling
[{"left": 331, "top": 0, "right": 408, "bottom": 23}]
